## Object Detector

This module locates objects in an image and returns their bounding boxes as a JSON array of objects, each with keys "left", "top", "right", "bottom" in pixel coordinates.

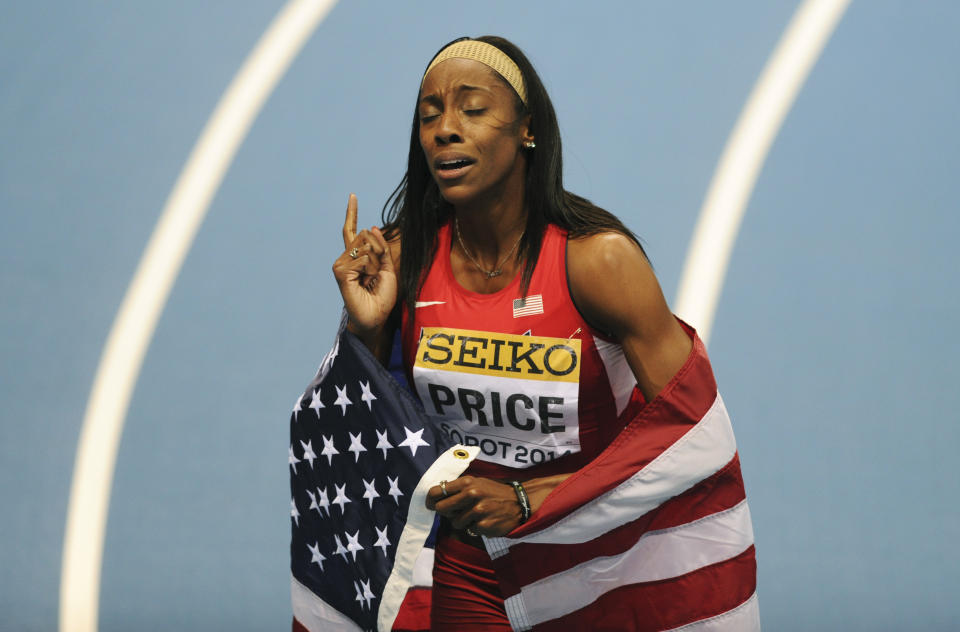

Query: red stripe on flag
[
  {"left": 391, "top": 586, "right": 432, "bottom": 631},
  {"left": 532, "top": 546, "right": 757, "bottom": 632}
]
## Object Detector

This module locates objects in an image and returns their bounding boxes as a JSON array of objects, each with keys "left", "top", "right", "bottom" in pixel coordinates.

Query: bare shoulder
[
  {"left": 567, "top": 232, "right": 652, "bottom": 281},
  {"left": 566, "top": 231, "right": 660, "bottom": 335},
  {"left": 567, "top": 230, "right": 692, "bottom": 399}
]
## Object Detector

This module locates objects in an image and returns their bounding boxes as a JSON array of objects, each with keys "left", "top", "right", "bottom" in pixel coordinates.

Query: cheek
[
  {"left": 489, "top": 132, "right": 520, "bottom": 162},
  {"left": 470, "top": 128, "right": 506, "bottom": 157}
]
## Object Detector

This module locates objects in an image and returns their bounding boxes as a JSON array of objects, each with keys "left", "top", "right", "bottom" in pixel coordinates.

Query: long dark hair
[{"left": 381, "top": 35, "right": 643, "bottom": 318}]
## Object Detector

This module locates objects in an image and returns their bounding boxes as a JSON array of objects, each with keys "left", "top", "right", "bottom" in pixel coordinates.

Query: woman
[{"left": 333, "top": 36, "right": 755, "bottom": 631}]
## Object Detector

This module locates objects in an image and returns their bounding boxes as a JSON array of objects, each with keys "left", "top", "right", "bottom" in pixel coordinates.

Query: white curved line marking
[
  {"left": 675, "top": 0, "right": 851, "bottom": 344},
  {"left": 58, "top": 1, "right": 337, "bottom": 630}
]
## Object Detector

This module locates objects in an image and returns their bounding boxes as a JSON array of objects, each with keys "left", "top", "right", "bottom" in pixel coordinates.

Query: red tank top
[{"left": 401, "top": 221, "right": 645, "bottom": 480}]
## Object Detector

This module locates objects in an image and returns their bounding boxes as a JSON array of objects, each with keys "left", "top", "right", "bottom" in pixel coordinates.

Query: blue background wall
[{"left": 2, "top": 1, "right": 958, "bottom": 629}]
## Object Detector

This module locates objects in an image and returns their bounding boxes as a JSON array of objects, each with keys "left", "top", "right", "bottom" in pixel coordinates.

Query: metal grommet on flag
[{"left": 453, "top": 449, "right": 469, "bottom": 459}]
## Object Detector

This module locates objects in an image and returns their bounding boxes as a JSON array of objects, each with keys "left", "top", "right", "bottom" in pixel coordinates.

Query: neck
[
  {"left": 453, "top": 167, "right": 527, "bottom": 264},
  {"left": 456, "top": 203, "right": 525, "bottom": 257}
]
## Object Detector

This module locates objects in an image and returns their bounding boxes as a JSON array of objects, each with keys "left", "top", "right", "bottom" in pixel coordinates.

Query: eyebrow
[{"left": 419, "top": 84, "right": 491, "bottom": 105}]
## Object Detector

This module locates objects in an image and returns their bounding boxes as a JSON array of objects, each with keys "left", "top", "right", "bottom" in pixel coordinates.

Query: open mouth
[{"left": 436, "top": 158, "right": 475, "bottom": 172}]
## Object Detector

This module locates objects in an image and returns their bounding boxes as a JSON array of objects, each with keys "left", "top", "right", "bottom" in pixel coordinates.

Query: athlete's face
[{"left": 418, "top": 58, "right": 532, "bottom": 208}]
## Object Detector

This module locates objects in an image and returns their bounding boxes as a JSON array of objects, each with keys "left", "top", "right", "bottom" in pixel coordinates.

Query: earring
[{"left": 523, "top": 141, "right": 536, "bottom": 149}]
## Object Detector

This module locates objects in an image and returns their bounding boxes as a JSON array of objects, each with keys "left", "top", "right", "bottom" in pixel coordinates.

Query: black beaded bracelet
[{"left": 509, "top": 480, "right": 531, "bottom": 524}]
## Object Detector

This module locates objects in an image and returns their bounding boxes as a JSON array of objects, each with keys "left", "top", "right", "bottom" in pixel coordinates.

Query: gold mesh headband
[{"left": 422, "top": 40, "right": 527, "bottom": 105}]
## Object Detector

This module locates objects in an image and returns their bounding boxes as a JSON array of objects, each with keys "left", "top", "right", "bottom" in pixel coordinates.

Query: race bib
[{"left": 412, "top": 327, "right": 581, "bottom": 468}]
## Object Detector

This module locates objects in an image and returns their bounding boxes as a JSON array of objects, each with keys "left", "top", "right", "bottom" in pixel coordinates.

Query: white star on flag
[
  {"left": 374, "top": 524, "right": 391, "bottom": 555},
  {"left": 292, "top": 394, "right": 302, "bottom": 421},
  {"left": 348, "top": 431, "right": 367, "bottom": 462},
  {"left": 308, "top": 388, "right": 324, "bottom": 417},
  {"left": 288, "top": 444, "right": 300, "bottom": 474},
  {"left": 290, "top": 498, "right": 300, "bottom": 527},
  {"left": 361, "top": 578, "right": 375, "bottom": 608},
  {"left": 355, "top": 581, "right": 372, "bottom": 610},
  {"left": 333, "top": 534, "right": 348, "bottom": 561},
  {"left": 359, "top": 380, "right": 377, "bottom": 410},
  {"left": 387, "top": 476, "right": 403, "bottom": 504},
  {"left": 362, "top": 478, "right": 380, "bottom": 508},
  {"left": 307, "top": 542, "right": 326, "bottom": 570},
  {"left": 334, "top": 384, "right": 352, "bottom": 415},
  {"left": 320, "top": 434, "right": 339, "bottom": 465},
  {"left": 346, "top": 529, "right": 365, "bottom": 561},
  {"left": 398, "top": 426, "right": 430, "bottom": 457},
  {"left": 331, "top": 483, "right": 351, "bottom": 514},
  {"left": 312, "top": 486, "right": 329, "bottom": 516},
  {"left": 300, "top": 439, "right": 317, "bottom": 468},
  {"left": 375, "top": 429, "right": 393, "bottom": 458}
]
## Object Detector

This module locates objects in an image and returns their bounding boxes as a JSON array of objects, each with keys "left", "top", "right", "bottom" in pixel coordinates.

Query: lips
[{"left": 434, "top": 154, "right": 476, "bottom": 180}]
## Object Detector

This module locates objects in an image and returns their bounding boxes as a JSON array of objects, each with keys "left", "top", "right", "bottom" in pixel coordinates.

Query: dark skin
[{"left": 333, "top": 59, "right": 691, "bottom": 538}]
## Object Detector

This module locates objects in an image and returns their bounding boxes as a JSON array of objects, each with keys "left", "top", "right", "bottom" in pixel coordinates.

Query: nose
[{"left": 434, "top": 111, "right": 463, "bottom": 146}]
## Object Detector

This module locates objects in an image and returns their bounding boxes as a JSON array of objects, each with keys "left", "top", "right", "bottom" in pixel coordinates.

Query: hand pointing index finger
[{"left": 342, "top": 193, "right": 358, "bottom": 249}]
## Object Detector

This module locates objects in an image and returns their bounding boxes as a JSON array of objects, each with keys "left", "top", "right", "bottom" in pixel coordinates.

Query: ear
[{"left": 519, "top": 114, "right": 534, "bottom": 146}]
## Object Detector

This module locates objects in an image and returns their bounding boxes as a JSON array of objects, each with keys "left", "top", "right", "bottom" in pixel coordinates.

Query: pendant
[{"left": 486, "top": 270, "right": 502, "bottom": 279}]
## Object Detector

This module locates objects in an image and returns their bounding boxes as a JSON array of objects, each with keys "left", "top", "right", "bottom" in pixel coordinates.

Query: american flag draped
[
  {"left": 289, "top": 318, "right": 477, "bottom": 631},
  {"left": 291, "top": 320, "right": 758, "bottom": 631},
  {"left": 481, "top": 328, "right": 759, "bottom": 631}
]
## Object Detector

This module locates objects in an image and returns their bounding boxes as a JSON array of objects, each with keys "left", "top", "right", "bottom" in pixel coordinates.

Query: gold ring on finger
[{"left": 349, "top": 247, "right": 359, "bottom": 259}]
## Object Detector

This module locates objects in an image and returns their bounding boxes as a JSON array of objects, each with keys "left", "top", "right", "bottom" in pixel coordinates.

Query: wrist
[
  {"left": 346, "top": 317, "right": 379, "bottom": 341},
  {"left": 509, "top": 481, "right": 532, "bottom": 524},
  {"left": 346, "top": 319, "right": 387, "bottom": 362},
  {"left": 515, "top": 474, "right": 572, "bottom": 515}
]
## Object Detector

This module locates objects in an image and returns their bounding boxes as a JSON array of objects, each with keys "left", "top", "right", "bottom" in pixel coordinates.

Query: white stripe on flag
[
  {"left": 485, "top": 394, "right": 736, "bottom": 556},
  {"left": 376, "top": 444, "right": 479, "bottom": 632},
  {"left": 292, "top": 573, "right": 363, "bottom": 632},
  {"left": 503, "top": 500, "right": 755, "bottom": 630},
  {"left": 411, "top": 547, "right": 434, "bottom": 588}
]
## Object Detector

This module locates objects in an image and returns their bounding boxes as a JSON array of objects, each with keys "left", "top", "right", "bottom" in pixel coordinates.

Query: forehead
[{"left": 420, "top": 58, "right": 511, "bottom": 99}]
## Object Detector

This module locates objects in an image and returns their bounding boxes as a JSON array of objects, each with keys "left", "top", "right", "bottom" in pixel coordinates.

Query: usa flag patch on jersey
[{"left": 513, "top": 294, "right": 544, "bottom": 318}]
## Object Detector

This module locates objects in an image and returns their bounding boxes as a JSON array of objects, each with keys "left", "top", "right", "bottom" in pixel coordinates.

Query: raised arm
[{"left": 331, "top": 193, "right": 400, "bottom": 362}]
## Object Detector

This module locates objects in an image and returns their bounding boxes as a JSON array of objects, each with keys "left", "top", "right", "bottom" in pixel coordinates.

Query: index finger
[{"left": 342, "top": 193, "right": 358, "bottom": 248}]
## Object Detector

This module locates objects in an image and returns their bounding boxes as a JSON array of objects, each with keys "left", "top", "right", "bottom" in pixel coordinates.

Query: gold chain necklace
[{"left": 454, "top": 217, "right": 524, "bottom": 279}]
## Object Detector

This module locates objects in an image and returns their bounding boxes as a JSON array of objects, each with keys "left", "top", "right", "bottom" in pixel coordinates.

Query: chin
[{"left": 436, "top": 185, "right": 475, "bottom": 207}]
